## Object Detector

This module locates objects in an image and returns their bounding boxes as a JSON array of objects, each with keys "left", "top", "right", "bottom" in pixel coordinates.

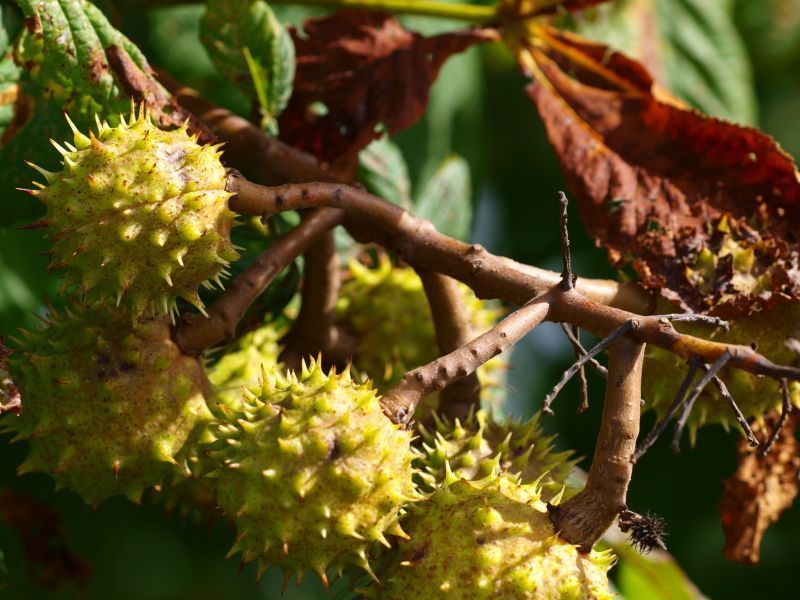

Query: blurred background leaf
[
  {"left": 357, "top": 136, "right": 412, "bottom": 209},
  {"left": 200, "top": 0, "right": 295, "bottom": 134},
  {"left": 575, "top": 0, "right": 756, "bottom": 124},
  {"left": 414, "top": 154, "right": 472, "bottom": 241}
]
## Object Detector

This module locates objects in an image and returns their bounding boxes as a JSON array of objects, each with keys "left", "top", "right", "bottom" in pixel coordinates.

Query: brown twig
[
  {"left": 558, "top": 191, "right": 575, "bottom": 291},
  {"left": 279, "top": 218, "right": 343, "bottom": 369},
  {"left": 559, "top": 323, "right": 607, "bottom": 379},
  {"left": 175, "top": 209, "right": 344, "bottom": 355},
  {"left": 418, "top": 271, "right": 482, "bottom": 421},
  {"left": 159, "top": 69, "right": 337, "bottom": 185},
  {"left": 159, "top": 72, "right": 350, "bottom": 362},
  {"left": 671, "top": 351, "right": 734, "bottom": 453},
  {"left": 381, "top": 295, "right": 552, "bottom": 426},
  {"left": 223, "top": 178, "right": 800, "bottom": 385},
  {"left": 572, "top": 326, "right": 590, "bottom": 413},
  {"left": 543, "top": 320, "right": 637, "bottom": 416},
  {"left": 707, "top": 370, "right": 759, "bottom": 448},
  {"left": 547, "top": 335, "right": 645, "bottom": 552},
  {"left": 634, "top": 360, "right": 701, "bottom": 463},
  {"left": 760, "top": 379, "right": 793, "bottom": 457}
]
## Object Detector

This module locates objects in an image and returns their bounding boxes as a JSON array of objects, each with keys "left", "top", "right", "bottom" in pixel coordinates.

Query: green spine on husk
[
  {"left": 337, "top": 256, "right": 507, "bottom": 411},
  {"left": 644, "top": 300, "right": 800, "bottom": 442},
  {"left": 372, "top": 470, "right": 614, "bottom": 599},
  {"left": 208, "top": 358, "right": 419, "bottom": 584},
  {"left": 207, "top": 320, "right": 286, "bottom": 415},
  {"left": 27, "top": 105, "right": 239, "bottom": 318},
  {"left": 1, "top": 303, "right": 213, "bottom": 505},
  {"left": 155, "top": 320, "right": 287, "bottom": 520},
  {"left": 416, "top": 409, "right": 578, "bottom": 500}
]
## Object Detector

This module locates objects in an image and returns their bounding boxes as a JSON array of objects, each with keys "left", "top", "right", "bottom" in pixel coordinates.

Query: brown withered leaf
[
  {"left": 719, "top": 413, "right": 799, "bottom": 564},
  {"left": 0, "top": 491, "right": 92, "bottom": 589},
  {"left": 278, "top": 10, "right": 497, "bottom": 165},
  {"left": 521, "top": 26, "right": 800, "bottom": 317},
  {"left": 0, "top": 337, "right": 20, "bottom": 416}
]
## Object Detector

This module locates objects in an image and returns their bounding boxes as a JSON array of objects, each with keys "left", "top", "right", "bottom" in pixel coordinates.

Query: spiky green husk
[
  {"left": 210, "top": 359, "right": 418, "bottom": 583},
  {"left": 374, "top": 472, "right": 614, "bottom": 599},
  {"left": 1, "top": 304, "right": 212, "bottom": 504},
  {"left": 644, "top": 301, "right": 800, "bottom": 440},
  {"left": 154, "top": 320, "right": 287, "bottom": 520},
  {"left": 29, "top": 106, "right": 239, "bottom": 318},
  {"left": 416, "top": 409, "right": 577, "bottom": 500},
  {"left": 207, "top": 320, "right": 285, "bottom": 415},
  {"left": 338, "top": 257, "right": 507, "bottom": 409}
]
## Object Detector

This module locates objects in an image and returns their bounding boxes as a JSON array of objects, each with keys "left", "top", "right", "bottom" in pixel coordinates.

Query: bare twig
[
  {"left": 222, "top": 178, "right": 800, "bottom": 385},
  {"left": 671, "top": 351, "right": 733, "bottom": 452},
  {"left": 559, "top": 323, "right": 608, "bottom": 378},
  {"left": 634, "top": 360, "right": 701, "bottom": 463},
  {"left": 759, "top": 379, "right": 793, "bottom": 457},
  {"left": 381, "top": 295, "right": 551, "bottom": 425},
  {"left": 574, "top": 326, "right": 590, "bottom": 414},
  {"left": 558, "top": 191, "right": 574, "bottom": 291},
  {"left": 658, "top": 313, "right": 730, "bottom": 331},
  {"left": 708, "top": 371, "right": 759, "bottom": 448},
  {"left": 418, "top": 271, "right": 482, "bottom": 421},
  {"left": 548, "top": 335, "right": 645, "bottom": 552},
  {"left": 175, "top": 210, "right": 344, "bottom": 355},
  {"left": 543, "top": 320, "right": 638, "bottom": 416}
]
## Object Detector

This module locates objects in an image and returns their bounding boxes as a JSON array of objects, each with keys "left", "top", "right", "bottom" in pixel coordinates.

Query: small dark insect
[{"left": 618, "top": 509, "right": 668, "bottom": 553}]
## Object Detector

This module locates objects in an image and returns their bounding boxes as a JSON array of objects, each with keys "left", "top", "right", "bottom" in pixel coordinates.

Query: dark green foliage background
[{"left": 2, "top": 1, "right": 800, "bottom": 598}]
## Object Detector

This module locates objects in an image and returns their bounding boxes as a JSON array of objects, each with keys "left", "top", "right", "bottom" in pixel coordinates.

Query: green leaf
[
  {"left": 577, "top": 0, "right": 756, "bottom": 124},
  {"left": 414, "top": 155, "right": 472, "bottom": 241},
  {"left": 200, "top": 0, "right": 295, "bottom": 133},
  {"left": 358, "top": 136, "right": 412, "bottom": 209},
  {"left": 1, "top": 0, "right": 174, "bottom": 228},
  {"left": 15, "top": 0, "right": 156, "bottom": 120},
  {"left": 613, "top": 543, "right": 708, "bottom": 600}
]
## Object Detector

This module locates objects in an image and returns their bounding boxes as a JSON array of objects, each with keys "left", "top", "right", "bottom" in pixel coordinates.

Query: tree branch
[
  {"left": 159, "top": 72, "right": 349, "bottom": 362},
  {"left": 547, "top": 335, "right": 645, "bottom": 552},
  {"left": 558, "top": 191, "right": 575, "bottom": 291},
  {"left": 223, "top": 178, "right": 800, "bottom": 384},
  {"left": 417, "top": 270, "right": 483, "bottom": 421},
  {"left": 174, "top": 209, "right": 344, "bottom": 355},
  {"left": 279, "top": 217, "right": 343, "bottom": 369},
  {"left": 381, "top": 295, "right": 552, "bottom": 425}
]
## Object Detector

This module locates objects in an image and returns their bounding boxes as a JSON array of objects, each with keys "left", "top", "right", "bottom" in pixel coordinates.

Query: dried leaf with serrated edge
[
  {"left": 720, "top": 413, "right": 799, "bottom": 564},
  {"left": 278, "top": 9, "right": 497, "bottom": 165},
  {"left": 517, "top": 25, "right": 800, "bottom": 318}
]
